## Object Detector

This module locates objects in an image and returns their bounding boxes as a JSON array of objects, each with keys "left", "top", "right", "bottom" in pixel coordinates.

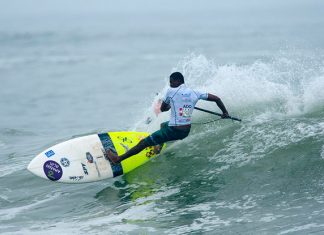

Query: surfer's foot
[
  {"left": 105, "top": 149, "right": 120, "bottom": 164},
  {"left": 153, "top": 144, "right": 163, "bottom": 154}
]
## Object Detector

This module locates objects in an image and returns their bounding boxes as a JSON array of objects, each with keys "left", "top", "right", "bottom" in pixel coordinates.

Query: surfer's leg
[
  {"left": 106, "top": 122, "right": 170, "bottom": 164},
  {"left": 119, "top": 139, "right": 150, "bottom": 161},
  {"left": 106, "top": 139, "right": 150, "bottom": 164}
]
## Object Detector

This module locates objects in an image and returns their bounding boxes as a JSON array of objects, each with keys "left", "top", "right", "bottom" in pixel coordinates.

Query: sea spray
[{"left": 134, "top": 53, "right": 324, "bottom": 133}]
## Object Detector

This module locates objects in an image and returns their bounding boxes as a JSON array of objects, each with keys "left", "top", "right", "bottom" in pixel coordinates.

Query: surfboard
[{"left": 27, "top": 132, "right": 164, "bottom": 183}]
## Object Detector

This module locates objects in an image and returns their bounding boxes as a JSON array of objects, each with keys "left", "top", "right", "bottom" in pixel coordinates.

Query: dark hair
[{"left": 170, "top": 72, "right": 184, "bottom": 84}]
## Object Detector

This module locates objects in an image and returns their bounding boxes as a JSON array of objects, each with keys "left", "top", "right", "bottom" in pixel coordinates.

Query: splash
[{"left": 134, "top": 52, "right": 324, "bottom": 132}]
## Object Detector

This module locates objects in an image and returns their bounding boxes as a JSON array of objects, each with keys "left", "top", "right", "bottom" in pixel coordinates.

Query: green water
[{"left": 1, "top": 0, "right": 324, "bottom": 234}]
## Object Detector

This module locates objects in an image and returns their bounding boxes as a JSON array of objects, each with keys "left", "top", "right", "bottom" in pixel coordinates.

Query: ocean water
[{"left": 1, "top": 0, "right": 324, "bottom": 234}]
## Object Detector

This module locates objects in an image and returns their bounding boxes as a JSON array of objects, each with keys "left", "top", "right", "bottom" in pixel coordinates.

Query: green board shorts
[{"left": 144, "top": 122, "right": 190, "bottom": 146}]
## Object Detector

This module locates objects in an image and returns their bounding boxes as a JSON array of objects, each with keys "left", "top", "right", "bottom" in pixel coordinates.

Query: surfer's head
[{"left": 170, "top": 72, "right": 184, "bottom": 88}]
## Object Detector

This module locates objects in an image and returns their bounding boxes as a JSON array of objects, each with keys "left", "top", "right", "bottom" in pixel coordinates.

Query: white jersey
[{"left": 163, "top": 84, "right": 208, "bottom": 126}]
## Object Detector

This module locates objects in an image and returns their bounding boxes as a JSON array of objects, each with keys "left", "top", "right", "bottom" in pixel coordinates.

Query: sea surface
[{"left": 1, "top": 0, "right": 324, "bottom": 234}]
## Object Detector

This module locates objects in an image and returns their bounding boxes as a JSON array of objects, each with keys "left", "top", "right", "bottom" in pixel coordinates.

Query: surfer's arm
[
  {"left": 161, "top": 90, "right": 172, "bottom": 112},
  {"left": 207, "top": 93, "right": 229, "bottom": 117},
  {"left": 160, "top": 101, "right": 171, "bottom": 112}
]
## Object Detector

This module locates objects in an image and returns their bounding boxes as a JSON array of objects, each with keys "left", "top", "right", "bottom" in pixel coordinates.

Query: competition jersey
[{"left": 163, "top": 84, "right": 208, "bottom": 126}]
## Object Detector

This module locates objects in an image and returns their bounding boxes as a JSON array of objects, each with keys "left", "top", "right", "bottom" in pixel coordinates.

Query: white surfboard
[{"left": 27, "top": 132, "right": 164, "bottom": 183}]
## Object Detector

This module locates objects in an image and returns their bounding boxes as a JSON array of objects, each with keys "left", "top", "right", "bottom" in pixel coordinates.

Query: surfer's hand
[
  {"left": 154, "top": 99, "right": 162, "bottom": 116},
  {"left": 221, "top": 112, "right": 230, "bottom": 119}
]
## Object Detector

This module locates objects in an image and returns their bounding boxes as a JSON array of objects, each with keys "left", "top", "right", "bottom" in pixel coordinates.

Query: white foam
[
  {"left": 165, "top": 202, "right": 231, "bottom": 234},
  {"left": 0, "top": 140, "right": 6, "bottom": 148},
  {"left": 135, "top": 186, "right": 180, "bottom": 205},
  {"left": 0, "top": 192, "right": 60, "bottom": 221},
  {"left": 279, "top": 223, "right": 324, "bottom": 234},
  {"left": 0, "top": 164, "right": 25, "bottom": 178},
  {"left": 259, "top": 213, "right": 284, "bottom": 222},
  {"left": 166, "top": 216, "right": 230, "bottom": 235},
  {"left": 208, "top": 118, "right": 324, "bottom": 172},
  {"left": 135, "top": 53, "right": 324, "bottom": 132},
  {"left": 213, "top": 195, "right": 258, "bottom": 210},
  {"left": 30, "top": 187, "right": 181, "bottom": 234}
]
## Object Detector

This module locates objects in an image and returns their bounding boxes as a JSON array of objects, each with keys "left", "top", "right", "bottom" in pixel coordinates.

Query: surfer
[{"left": 106, "top": 72, "right": 229, "bottom": 164}]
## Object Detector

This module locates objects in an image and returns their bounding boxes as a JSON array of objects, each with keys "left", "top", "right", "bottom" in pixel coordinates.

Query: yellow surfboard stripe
[{"left": 108, "top": 132, "right": 165, "bottom": 174}]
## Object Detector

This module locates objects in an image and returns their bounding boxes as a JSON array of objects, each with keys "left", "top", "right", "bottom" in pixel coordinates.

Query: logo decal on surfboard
[
  {"left": 60, "top": 157, "right": 70, "bottom": 167},
  {"left": 43, "top": 160, "right": 63, "bottom": 181},
  {"left": 45, "top": 150, "right": 55, "bottom": 158},
  {"left": 86, "top": 152, "right": 94, "bottom": 163},
  {"left": 69, "top": 176, "right": 84, "bottom": 181},
  {"left": 81, "top": 163, "right": 89, "bottom": 175}
]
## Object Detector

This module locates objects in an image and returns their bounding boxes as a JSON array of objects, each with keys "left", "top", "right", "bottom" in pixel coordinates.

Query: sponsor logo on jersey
[
  {"left": 179, "top": 104, "right": 192, "bottom": 117},
  {"left": 181, "top": 93, "right": 190, "bottom": 97}
]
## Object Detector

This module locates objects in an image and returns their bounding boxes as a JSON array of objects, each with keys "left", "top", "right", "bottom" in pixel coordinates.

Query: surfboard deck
[{"left": 27, "top": 132, "right": 164, "bottom": 183}]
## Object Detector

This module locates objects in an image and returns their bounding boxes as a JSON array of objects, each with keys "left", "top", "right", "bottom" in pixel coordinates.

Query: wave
[
  {"left": 0, "top": 55, "right": 87, "bottom": 70},
  {"left": 135, "top": 52, "right": 324, "bottom": 130},
  {"left": 118, "top": 54, "right": 324, "bottom": 234},
  {"left": 132, "top": 52, "right": 324, "bottom": 177}
]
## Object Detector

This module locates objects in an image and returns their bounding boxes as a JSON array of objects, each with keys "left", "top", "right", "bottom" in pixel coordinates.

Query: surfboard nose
[
  {"left": 27, "top": 160, "right": 32, "bottom": 172},
  {"left": 27, "top": 156, "right": 36, "bottom": 172},
  {"left": 27, "top": 154, "right": 46, "bottom": 179}
]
